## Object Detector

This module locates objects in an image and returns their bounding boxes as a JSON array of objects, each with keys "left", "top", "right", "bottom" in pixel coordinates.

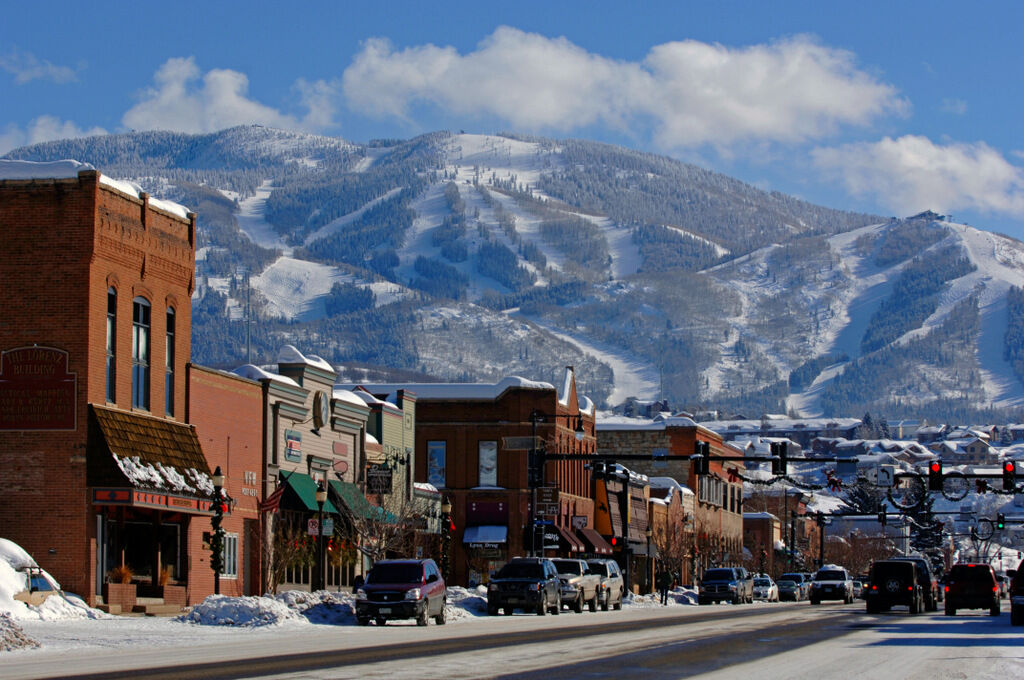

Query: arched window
[
  {"left": 165, "top": 307, "right": 175, "bottom": 416},
  {"left": 132, "top": 297, "right": 151, "bottom": 410},
  {"left": 106, "top": 287, "right": 117, "bottom": 403}
]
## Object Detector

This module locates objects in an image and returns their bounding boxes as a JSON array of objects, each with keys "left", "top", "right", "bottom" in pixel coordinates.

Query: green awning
[
  {"left": 279, "top": 470, "right": 339, "bottom": 514},
  {"left": 329, "top": 480, "right": 398, "bottom": 524}
]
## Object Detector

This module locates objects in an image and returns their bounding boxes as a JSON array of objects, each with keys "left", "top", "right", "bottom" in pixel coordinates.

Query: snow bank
[
  {"left": 624, "top": 587, "right": 699, "bottom": 608},
  {"left": 178, "top": 594, "right": 309, "bottom": 627},
  {"left": 0, "top": 539, "right": 108, "bottom": 621},
  {"left": 0, "top": 614, "right": 39, "bottom": 652}
]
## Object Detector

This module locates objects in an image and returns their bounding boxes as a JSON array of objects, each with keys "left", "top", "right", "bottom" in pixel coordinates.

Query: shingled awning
[{"left": 88, "top": 404, "right": 215, "bottom": 514}]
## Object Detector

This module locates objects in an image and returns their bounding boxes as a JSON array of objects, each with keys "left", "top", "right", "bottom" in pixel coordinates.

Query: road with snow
[{"left": 7, "top": 601, "right": 1020, "bottom": 679}]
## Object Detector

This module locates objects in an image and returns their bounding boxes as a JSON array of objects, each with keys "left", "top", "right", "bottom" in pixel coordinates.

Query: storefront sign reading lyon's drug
[{"left": 0, "top": 346, "right": 77, "bottom": 430}]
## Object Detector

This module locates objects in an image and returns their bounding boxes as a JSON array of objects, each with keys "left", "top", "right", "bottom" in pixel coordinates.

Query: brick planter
[
  {"left": 160, "top": 584, "right": 186, "bottom": 607},
  {"left": 103, "top": 582, "right": 137, "bottom": 611}
]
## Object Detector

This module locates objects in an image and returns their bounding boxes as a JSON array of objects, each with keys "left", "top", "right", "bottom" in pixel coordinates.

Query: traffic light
[
  {"left": 997, "top": 513, "right": 1006, "bottom": 530},
  {"left": 928, "top": 460, "right": 943, "bottom": 491},
  {"left": 770, "top": 442, "right": 788, "bottom": 475},
  {"left": 1004, "top": 461, "right": 1017, "bottom": 491}
]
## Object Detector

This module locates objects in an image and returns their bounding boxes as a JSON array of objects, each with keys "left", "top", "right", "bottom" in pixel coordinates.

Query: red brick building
[
  {"left": 0, "top": 161, "right": 223, "bottom": 610},
  {"left": 356, "top": 368, "right": 599, "bottom": 586}
]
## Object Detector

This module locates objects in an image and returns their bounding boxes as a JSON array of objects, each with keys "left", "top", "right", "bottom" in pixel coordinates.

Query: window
[
  {"left": 106, "top": 287, "right": 116, "bottom": 403},
  {"left": 427, "top": 441, "right": 446, "bottom": 488},
  {"left": 222, "top": 533, "right": 238, "bottom": 579},
  {"left": 165, "top": 308, "right": 175, "bottom": 416},
  {"left": 479, "top": 440, "right": 497, "bottom": 486},
  {"left": 131, "top": 298, "right": 151, "bottom": 409}
]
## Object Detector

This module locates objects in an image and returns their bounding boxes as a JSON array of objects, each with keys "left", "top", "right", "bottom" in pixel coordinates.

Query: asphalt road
[{"left": 10, "top": 601, "right": 1023, "bottom": 680}]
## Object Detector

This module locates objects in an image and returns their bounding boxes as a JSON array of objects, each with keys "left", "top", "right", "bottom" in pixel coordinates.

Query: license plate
[{"left": 379, "top": 607, "right": 391, "bottom": 613}]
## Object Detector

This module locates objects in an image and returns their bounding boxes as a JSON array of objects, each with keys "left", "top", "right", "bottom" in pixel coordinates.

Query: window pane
[
  {"left": 427, "top": 441, "right": 446, "bottom": 488},
  {"left": 479, "top": 441, "right": 497, "bottom": 486}
]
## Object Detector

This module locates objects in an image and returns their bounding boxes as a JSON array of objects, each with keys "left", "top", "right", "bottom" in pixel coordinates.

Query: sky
[{"left": 2, "top": 0, "right": 1023, "bottom": 238}]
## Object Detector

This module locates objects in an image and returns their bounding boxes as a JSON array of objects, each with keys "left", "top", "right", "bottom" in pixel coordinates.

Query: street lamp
[
  {"left": 210, "top": 466, "right": 225, "bottom": 595},
  {"left": 645, "top": 526, "right": 653, "bottom": 593},
  {"left": 441, "top": 498, "right": 452, "bottom": 582},
  {"left": 315, "top": 480, "right": 327, "bottom": 592}
]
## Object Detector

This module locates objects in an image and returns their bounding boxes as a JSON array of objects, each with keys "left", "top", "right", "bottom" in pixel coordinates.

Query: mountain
[{"left": 7, "top": 126, "right": 1024, "bottom": 420}]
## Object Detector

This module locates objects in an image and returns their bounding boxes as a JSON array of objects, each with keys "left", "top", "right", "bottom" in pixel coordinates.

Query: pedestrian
[{"left": 657, "top": 569, "right": 672, "bottom": 605}]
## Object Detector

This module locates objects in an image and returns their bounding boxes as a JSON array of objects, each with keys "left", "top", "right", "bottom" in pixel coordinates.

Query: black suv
[
  {"left": 355, "top": 558, "right": 447, "bottom": 626},
  {"left": 890, "top": 556, "right": 941, "bottom": 611},
  {"left": 944, "top": 563, "right": 999, "bottom": 617},
  {"left": 488, "top": 557, "right": 561, "bottom": 616},
  {"left": 865, "top": 560, "right": 925, "bottom": 614}
]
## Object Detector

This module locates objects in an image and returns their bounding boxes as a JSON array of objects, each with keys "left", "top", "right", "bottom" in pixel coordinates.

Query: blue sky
[{"left": 2, "top": 0, "right": 1023, "bottom": 238}]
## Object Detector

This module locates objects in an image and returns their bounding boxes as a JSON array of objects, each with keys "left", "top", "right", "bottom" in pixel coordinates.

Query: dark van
[{"left": 865, "top": 559, "right": 924, "bottom": 614}]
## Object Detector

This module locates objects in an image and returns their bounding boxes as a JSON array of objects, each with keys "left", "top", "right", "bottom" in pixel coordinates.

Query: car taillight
[
  {"left": 993, "top": 586, "right": 998, "bottom": 593},
  {"left": 908, "top": 586, "right": 913, "bottom": 591},
  {"left": 871, "top": 585, "right": 877, "bottom": 590}
]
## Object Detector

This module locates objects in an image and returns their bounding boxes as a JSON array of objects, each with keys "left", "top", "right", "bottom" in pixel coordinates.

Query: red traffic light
[
  {"left": 610, "top": 537, "right": 618, "bottom": 546},
  {"left": 930, "top": 461, "right": 941, "bottom": 473},
  {"left": 1006, "top": 462, "right": 1015, "bottom": 473}
]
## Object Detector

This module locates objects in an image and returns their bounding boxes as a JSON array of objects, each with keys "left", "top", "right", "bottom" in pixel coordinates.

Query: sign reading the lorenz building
[{"left": 0, "top": 346, "right": 77, "bottom": 430}]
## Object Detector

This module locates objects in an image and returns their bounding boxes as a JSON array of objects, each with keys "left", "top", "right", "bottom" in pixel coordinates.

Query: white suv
[{"left": 809, "top": 564, "right": 855, "bottom": 604}]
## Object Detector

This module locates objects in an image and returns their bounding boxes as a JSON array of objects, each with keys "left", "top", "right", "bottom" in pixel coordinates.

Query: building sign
[
  {"left": 0, "top": 346, "right": 77, "bottom": 431},
  {"left": 284, "top": 429, "right": 302, "bottom": 462},
  {"left": 367, "top": 464, "right": 393, "bottom": 495}
]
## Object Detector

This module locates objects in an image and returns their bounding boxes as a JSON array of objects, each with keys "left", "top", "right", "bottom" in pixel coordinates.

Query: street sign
[
  {"left": 502, "top": 436, "right": 541, "bottom": 451},
  {"left": 322, "top": 518, "right": 334, "bottom": 535},
  {"left": 536, "top": 487, "right": 559, "bottom": 504},
  {"left": 572, "top": 515, "right": 588, "bottom": 529},
  {"left": 536, "top": 502, "right": 558, "bottom": 517},
  {"left": 307, "top": 518, "right": 320, "bottom": 536}
]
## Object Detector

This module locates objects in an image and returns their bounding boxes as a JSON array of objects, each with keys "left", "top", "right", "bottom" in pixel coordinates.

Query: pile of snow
[
  {"left": 0, "top": 538, "right": 108, "bottom": 622},
  {"left": 178, "top": 594, "right": 310, "bottom": 627},
  {"left": 624, "top": 586, "right": 699, "bottom": 608},
  {"left": 446, "top": 585, "right": 489, "bottom": 621},
  {"left": 0, "top": 614, "right": 38, "bottom": 652}
]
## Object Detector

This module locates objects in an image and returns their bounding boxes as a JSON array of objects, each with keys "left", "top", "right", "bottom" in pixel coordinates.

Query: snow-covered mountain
[{"left": 8, "top": 127, "right": 1024, "bottom": 419}]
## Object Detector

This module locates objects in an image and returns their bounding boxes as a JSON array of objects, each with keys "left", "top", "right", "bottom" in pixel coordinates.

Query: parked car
[
  {"left": 780, "top": 572, "right": 810, "bottom": 600},
  {"left": 865, "top": 559, "right": 925, "bottom": 614},
  {"left": 944, "top": 563, "right": 1000, "bottom": 617},
  {"left": 699, "top": 567, "right": 753, "bottom": 604},
  {"left": 890, "top": 555, "right": 941, "bottom": 611},
  {"left": 586, "top": 558, "right": 625, "bottom": 611},
  {"left": 551, "top": 558, "right": 601, "bottom": 613},
  {"left": 487, "top": 557, "right": 561, "bottom": 616},
  {"left": 0, "top": 537, "right": 83, "bottom": 608},
  {"left": 355, "top": 558, "right": 447, "bottom": 626},
  {"left": 753, "top": 576, "right": 779, "bottom": 601},
  {"left": 809, "top": 565, "right": 854, "bottom": 604},
  {"left": 1008, "top": 560, "right": 1024, "bottom": 625},
  {"left": 777, "top": 579, "right": 802, "bottom": 601},
  {"left": 852, "top": 580, "right": 865, "bottom": 599}
]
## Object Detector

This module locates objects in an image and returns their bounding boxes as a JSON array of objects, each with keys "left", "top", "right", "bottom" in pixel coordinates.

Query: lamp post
[
  {"left": 645, "top": 527, "right": 653, "bottom": 593},
  {"left": 528, "top": 409, "right": 586, "bottom": 557},
  {"left": 210, "top": 466, "right": 225, "bottom": 596},
  {"left": 315, "top": 481, "right": 327, "bottom": 592},
  {"left": 441, "top": 498, "right": 452, "bottom": 582}
]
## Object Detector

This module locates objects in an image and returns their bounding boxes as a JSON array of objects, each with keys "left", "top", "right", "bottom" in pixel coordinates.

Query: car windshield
[
  {"left": 703, "top": 569, "right": 734, "bottom": 580},
  {"left": 552, "top": 560, "right": 584, "bottom": 575},
  {"left": 754, "top": 579, "right": 772, "bottom": 586},
  {"left": 816, "top": 570, "right": 845, "bottom": 581},
  {"left": 367, "top": 563, "right": 423, "bottom": 584},
  {"left": 497, "top": 562, "right": 543, "bottom": 579}
]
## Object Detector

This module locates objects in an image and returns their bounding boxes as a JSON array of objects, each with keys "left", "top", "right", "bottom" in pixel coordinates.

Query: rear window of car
[
  {"left": 777, "top": 580, "right": 796, "bottom": 587},
  {"left": 368, "top": 563, "right": 423, "bottom": 584},
  {"left": 587, "top": 563, "right": 610, "bottom": 577},
  {"left": 552, "top": 560, "right": 584, "bottom": 575},
  {"left": 754, "top": 579, "right": 772, "bottom": 586},
  {"left": 815, "top": 570, "right": 845, "bottom": 581},
  {"left": 781, "top": 573, "right": 804, "bottom": 582},
  {"left": 497, "top": 562, "right": 543, "bottom": 579},
  {"left": 949, "top": 564, "right": 993, "bottom": 580}
]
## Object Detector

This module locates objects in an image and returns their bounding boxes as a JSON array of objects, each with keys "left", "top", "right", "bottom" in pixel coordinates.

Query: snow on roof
[
  {"left": 114, "top": 456, "right": 214, "bottom": 496},
  {"left": 338, "top": 376, "right": 555, "bottom": 401},
  {"left": 648, "top": 476, "right": 695, "bottom": 497},
  {"left": 343, "top": 386, "right": 400, "bottom": 412},
  {"left": 413, "top": 482, "right": 439, "bottom": 494},
  {"left": 596, "top": 415, "right": 698, "bottom": 431},
  {"left": 365, "top": 432, "right": 380, "bottom": 445},
  {"left": 232, "top": 364, "right": 300, "bottom": 388},
  {"left": 0, "top": 159, "right": 191, "bottom": 220},
  {"left": 277, "top": 345, "right": 335, "bottom": 373},
  {"left": 743, "top": 512, "right": 779, "bottom": 521},
  {"left": 0, "top": 539, "right": 36, "bottom": 571},
  {"left": 333, "top": 389, "right": 371, "bottom": 409}
]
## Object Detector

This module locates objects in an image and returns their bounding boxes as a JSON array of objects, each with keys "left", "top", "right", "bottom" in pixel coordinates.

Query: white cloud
[
  {"left": 0, "top": 116, "right": 107, "bottom": 155},
  {"left": 122, "top": 57, "right": 336, "bottom": 134},
  {"left": 0, "top": 49, "right": 78, "bottom": 84},
  {"left": 342, "top": 28, "right": 906, "bottom": 149},
  {"left": 812, "top": 135, "right": 1024, "bottom": 218}
]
